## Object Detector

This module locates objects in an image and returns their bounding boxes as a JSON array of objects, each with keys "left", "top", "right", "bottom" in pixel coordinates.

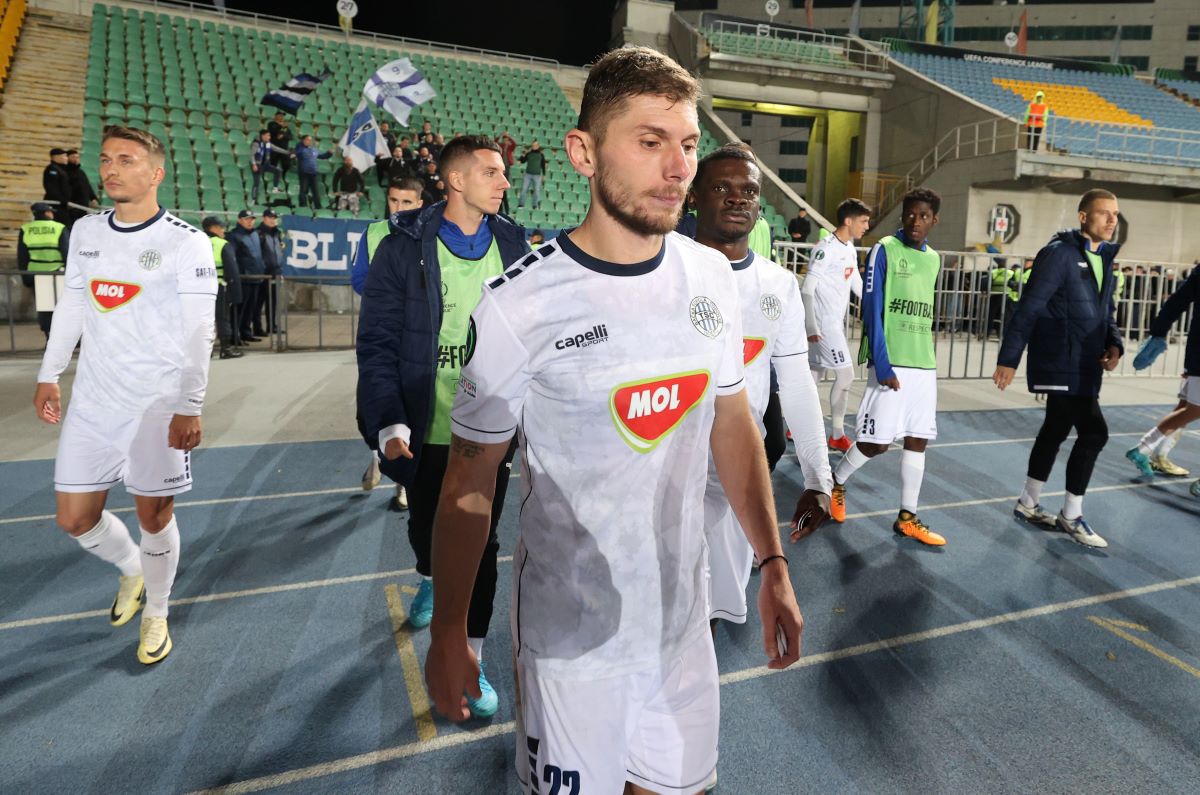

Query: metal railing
[
  {"left": 877, "top": 118, "right": 1021, "bottom": 217},
  {"left": 775, "top": 242, "right": 1193, "bottom": 380},
  {"left": 1042, "top": 115, "right": 1200, "bottom": 170},
  {"left": 701, "top": 17, "right": 892, "bottom": 73}
]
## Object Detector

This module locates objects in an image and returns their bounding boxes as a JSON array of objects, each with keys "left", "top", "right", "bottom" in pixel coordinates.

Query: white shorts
[
  {"left": 855, "top": 366, "right": 938, "bottom": 443},
  {"left": 515, "top": 630, "right": 719, "bottom": 795},
  {"left": 809, "top": 327, "right": 854, "bottom": 371},
  {"left": 54, "top": 404, "right": 192, "bottom": 497},
  {"left": 1179, "top": 375, "right": 1200, "bottom": 406},
  {"left": 704, "top": 470, "right": 753, "bottom": 624}
]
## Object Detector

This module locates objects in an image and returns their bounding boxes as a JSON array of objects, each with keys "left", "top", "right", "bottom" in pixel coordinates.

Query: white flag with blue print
[
  {"left": 338, "top": 100, "right": 390, "bottom": 173},
  {"left": 363, "top": 58, "right": 437, "bottom": 126}
]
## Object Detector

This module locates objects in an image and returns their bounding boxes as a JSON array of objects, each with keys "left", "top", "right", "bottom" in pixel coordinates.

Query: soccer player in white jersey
[
  {"left": 32, "top": 126, "right": 216, "bottom": 665},
  {"left": 423, "top": 47, "right": 804, "bottom": 794},
  {"left": 689, "top": 144, "right": 832, "bottom": 637},
  {"left": 801, "top": 198, "right": 871, "bottom": 452}
]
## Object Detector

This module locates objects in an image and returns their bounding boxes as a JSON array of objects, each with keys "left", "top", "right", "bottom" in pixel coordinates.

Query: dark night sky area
[{"left": 219, "top": 1, "right": 620, "bottom": 66}]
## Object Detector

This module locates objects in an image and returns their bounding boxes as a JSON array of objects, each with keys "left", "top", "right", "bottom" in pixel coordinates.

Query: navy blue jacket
[
  {"left": 355, "top": 202, "right": 529, "bottom": 487},
  {"left": 226, "top": 225, "right": 266, "bottom": 276},
  {"left": 998, "top": 229, "right": 1123, "bottom": 396},
  {"left": 1149, "top": 266, "right": 1200, "bottom": 376}
]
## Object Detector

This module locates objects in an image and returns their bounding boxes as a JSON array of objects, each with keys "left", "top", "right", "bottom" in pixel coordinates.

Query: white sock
[
  {"left": 468, "top": 636, "right": 484, "bottom": 662},
  {"left": 140, "top": 516, "right": 180, "bottom": 618},
  {"left": 899, "top": 449, "right": 926, "bottom": 514},
  {"left": 1020, "top": 477, "right": 1045, "bottom": 509},
  {"left": 1137, "top": 427, "right": 1165, "bottom": 456},
  {"left": 1155, "top": 429, "right": 1182, "bottom": 457},
  {"left": 834, "top": 444, "right": 870, "bottom": 485},
  {"left": 1063, "top": 492, "right": 1084, "bottom": 521},
  {"left": 829, "top": 368, "right": 854, "bottom": 440},
  {"left": 75, "top": 511, "right": 142, "bottom": 576}
]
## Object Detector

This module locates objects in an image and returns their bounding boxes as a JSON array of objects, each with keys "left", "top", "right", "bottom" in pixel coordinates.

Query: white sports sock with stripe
[
  {"left": 140, "top": 516, "right": 180, "bottom": 618},
  {"left": 900, "top": 450, "right": 925, "bottom": 514},
  {"left": 1154, "top": 429, "right": 1182, "bottom": 457},
  {"left": 75, "top": 511, "right": 141, "bottom": 577},
  {"left": 834, "top": 444, "right": 870, "bottom": 485},
  {"left": 1020, "top": 477, "right": 1045, "bottom": 509},
  {"left": 1137, "top": 427, "right": 1165, "bottom": 456}
]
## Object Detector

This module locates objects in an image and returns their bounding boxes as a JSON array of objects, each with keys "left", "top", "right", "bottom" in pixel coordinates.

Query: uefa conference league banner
[{"left": 282, "top": 215, "right": 372, "bottom": 283}]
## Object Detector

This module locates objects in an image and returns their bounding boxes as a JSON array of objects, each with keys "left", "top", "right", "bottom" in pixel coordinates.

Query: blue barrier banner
[{"left": 282, "top": 215, "right": 373, "bottom": 283}]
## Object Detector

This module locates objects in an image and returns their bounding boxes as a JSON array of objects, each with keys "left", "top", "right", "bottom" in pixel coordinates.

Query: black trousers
[
  {"left": 407, "top": 442, "right": 516, "bottom": 639},
  {"left": 763, "top": 391, "right": 786, "bottom": 473},
  {"left": 1025, "top": 126, "right": 1042, "bottom": 151},
  {"left": 239, "top": 281, "right": 261, "bottom": 336},
  {"left": 215, "top": 284, "right": 233, "bottom": 346},
  {"left": 1027, "top": 394, "right": 1109, "bottom": 496}
]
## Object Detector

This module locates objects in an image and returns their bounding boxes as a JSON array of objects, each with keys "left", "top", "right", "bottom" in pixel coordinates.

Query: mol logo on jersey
[
  {"left": 89, "top": 279, "right": 141, "bottom": 312},
  {"left": 743, "top": 337, "right": 767, "bottom": 366},
  {"left": 609, "top": 370, "right": 710, "bottom": 453}
]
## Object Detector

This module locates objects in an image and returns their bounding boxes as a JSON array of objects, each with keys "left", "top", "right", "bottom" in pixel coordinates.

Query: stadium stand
[
  {"left": 703, "top": 24, "right": 851, "bottom": 70},
  {"left": 81, "top": 3, "right": 790, "bottom": 238},
  {"left": 1154, "top": 69, "right": 1200, "bottom": 106},
  {"left": 0, "top": 0, "right": 28, "bottom": 90},
  {"left": 889, "top": 45, "right": 1200, "bottom": 167}
]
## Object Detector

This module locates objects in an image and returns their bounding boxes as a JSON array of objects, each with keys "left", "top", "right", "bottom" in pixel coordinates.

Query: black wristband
[{"left": 759, "top": 554, "right": 788, "bottom": 571}]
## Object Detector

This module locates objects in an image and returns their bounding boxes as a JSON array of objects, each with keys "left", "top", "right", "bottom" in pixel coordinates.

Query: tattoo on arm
[{"left": 451, "top": 436, "right": 486, "bottom": 459}]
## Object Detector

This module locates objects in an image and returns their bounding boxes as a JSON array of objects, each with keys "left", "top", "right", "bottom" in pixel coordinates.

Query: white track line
[{"left": 185, "top": 572, "right": 1200, "bottom": 795}]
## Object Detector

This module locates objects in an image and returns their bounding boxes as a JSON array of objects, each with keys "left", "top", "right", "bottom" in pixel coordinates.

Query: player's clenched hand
[
  {"left": 384, "top": 437, "right": 413, "bottom": 460},
  {"left": 789, "top": 489, "right": 831, "bottom": 542},
  {"left": 880, "top": 375, "right": 901, "bottom": 391},
  {"left": 33, "top": 382, "right": 61, "bottom": 424},
  {"left": 168, "top": 415, "right": 202, "bottom": 451},
  {"left": 807, "top": 334, "right": 822, "bottom": 343},
  {"left": 992, "top": 365, "right": 1016, "bottom": 391},
  {"left": 426, "top": 627, "right": 480, "bottom": 722},
  {"left": 757, "top": 563, "right": 803, "bottom": 669},
  {"left": 1099, "top": 345, "right": 1121, "bottom": 372}
]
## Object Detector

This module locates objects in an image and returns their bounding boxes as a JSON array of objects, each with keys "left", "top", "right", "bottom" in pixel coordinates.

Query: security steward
[
  {"left": 17, "top": 202, "right": 69, "bottom": 339},
  {"left": 203, "top": 216, "right": 244, "bottom": 359}
]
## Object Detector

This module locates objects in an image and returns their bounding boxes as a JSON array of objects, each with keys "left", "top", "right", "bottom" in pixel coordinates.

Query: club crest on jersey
[
  {"left": 609, "top": 370, "right": 710, "bottom": 453},
  {"left": 89, "top": 279, "right": 141, "bottom": 312},
  {"left": 743, "top": 337, "right": 767, "bottom": 366},
  {"left": 689, "top": 296, "right": 723, "bottom": 338},
  {"left": 759, "top": 294, "right": 781, "bottom": 321},
  {"left": 137, "top": 249, "right": 162, "bottom": 271}
]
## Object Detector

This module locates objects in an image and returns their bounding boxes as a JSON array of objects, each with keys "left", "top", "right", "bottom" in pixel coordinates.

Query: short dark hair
[
  {"left": 836, "top": 198, "right": 871, "bottom": 226},
  {"left": 388, "top": 177, "right": 425, "bottom": 195},
  {"left": 901, "top": 187, "right": 941, "bottom": 215},
  {"left": 439, "top": 135, "right": 502, "bottom": 176},
  {"left": 579, "top": 46, "right": 701, "bottom": 143},
  {"left": 693, "top": 142, "right": 758, "bottom": 186},
  {"left": 102, "top": 125, "right": 167, "bottom": 163},
  {"left": 1078, "top": 188, "right": 1117, "bottom": 212},
  {"left": 259, "top": 129, "right": 270, "bottom": 136},
  {"left": 66, "top": 149, "right": 78, "bottom": 156}
]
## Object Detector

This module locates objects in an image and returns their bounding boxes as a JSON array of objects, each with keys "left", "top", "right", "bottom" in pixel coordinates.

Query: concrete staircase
[{"left": 0, "top": 8, "right": 88, "bottom": 264}]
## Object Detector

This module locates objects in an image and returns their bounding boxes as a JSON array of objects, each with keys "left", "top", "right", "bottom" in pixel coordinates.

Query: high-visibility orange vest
[{"left": 1026, "top": 102, "right": 1047, "bottom": 128}]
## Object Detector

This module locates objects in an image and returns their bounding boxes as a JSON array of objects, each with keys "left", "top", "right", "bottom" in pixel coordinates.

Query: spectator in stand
[
  {"left": 432, "top": 178, "right": 448, "bottom": 203},
  {"left": 203, "top": 216, "right": 244, "bottom": 359},
  {"left": 17, "top": 202, "right": 69, "bottom": 340},
  {"left": 378, "top": 120, "right": 397, "bottom": 153},
  {"left": 516, "top": 140, "right": 547, "bottom": 211},
  {"left": 417, "top": 145, "right": 435, "bottom": 172},
  {"left": 250, "top": 129, "right": 284, "bottom": 203},
  {"left": 422, "top": 161, "right": 442, "bottom": 204},
  {"left": 431, "top": 133, "right": 445, "bottom": 159},
  {"left": 43, "top": 148, "right": 72, "bottom": 224},
  {"left": 268, "top": 112, "right": 294, "bottom": 191},
  {"left": 294, "top": 134, "right": 334, "bottom": 210},
  {"left": 497, "top": 131, "right": 517, "bottom": 214},
  {"left": 332, "top": 157, "right": 366, "bottom": 216},
  {"left": 65, "top": 149, "right": 99, "bottom": 224},
  {"left": 227, "top": 209, "right": 267, "bottom": 342},
  {"left": 376, "top": 143, "right": 411, "bottom": 187},
  {"left": 258, "top": 209, "right": 285, "bottom": 334},
  {"left": 788, "top": 205, "right": 812, "bottom": 244},
  {"left": 420, "top": 120, "right": 434, "bottom": 139}
]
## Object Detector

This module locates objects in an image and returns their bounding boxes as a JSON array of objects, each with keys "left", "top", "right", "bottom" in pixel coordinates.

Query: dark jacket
[
  {"left": 226, "top": 225, "right": 266, "bottom": 276},
  {"left": 66, "top": 163, "right": 97, "bottom": 206},
  {"left": 998, "top": 229, "right": 1123, "bottom": 396},
  {"left": 1148, "top": 266, "right": 1200, "bottom": 376},
  {"left": 220, "top": 238, "right": 243, "bottom": 304},
  {"left": 258, "top": 224, "right": 285, "bottom": 275},
  {"left": 331, "top": 166, "right": 365, "bottom": 194},
  {"left": 356, "top": 201, "right": 529, "bottom": 487},
  {"left": 42, "top": 163, "right": 71, "bottom": 204}
]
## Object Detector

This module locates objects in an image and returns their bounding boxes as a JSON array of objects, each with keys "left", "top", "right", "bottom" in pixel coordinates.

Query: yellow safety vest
[
  {"left": 211, "top": 236, "right": 227, "bottom": 285},
  {"left": 21, "top": 220, "right": 66, "bottom": 272}
]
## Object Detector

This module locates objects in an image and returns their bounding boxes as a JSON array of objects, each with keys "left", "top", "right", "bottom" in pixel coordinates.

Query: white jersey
[
  {"left": 451, "top": 232, "right": 744, "bottom": 680},
  {"left": 37, "top": 209, "right": 217, "bottom": 415},
  {"left": 802, "top": 233, "right": 862, "bottom": 339}
]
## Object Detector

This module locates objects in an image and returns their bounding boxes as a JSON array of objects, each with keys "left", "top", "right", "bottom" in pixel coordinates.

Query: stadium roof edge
[{"left": 86, "top": 0, "right": 567, "bottom": 73}]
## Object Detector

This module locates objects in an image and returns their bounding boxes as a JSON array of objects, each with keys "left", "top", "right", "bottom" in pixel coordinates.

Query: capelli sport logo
[
  {"left": 89, "top": 279, "right": 141, "bottom": 312},
  {"left": 609, "top": 370, "right": 710, "bottom": 453}
]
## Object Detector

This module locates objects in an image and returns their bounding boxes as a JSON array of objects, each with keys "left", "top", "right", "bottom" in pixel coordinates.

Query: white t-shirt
[
  {"left": 37, "top": 209, "right": 217, "bottom": 415},
  {"left": 802, "top": 233, "right": 862, "bottom": 339},
  {"left": 451, "top": 231, "right": 745, "bottom": 679}
]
